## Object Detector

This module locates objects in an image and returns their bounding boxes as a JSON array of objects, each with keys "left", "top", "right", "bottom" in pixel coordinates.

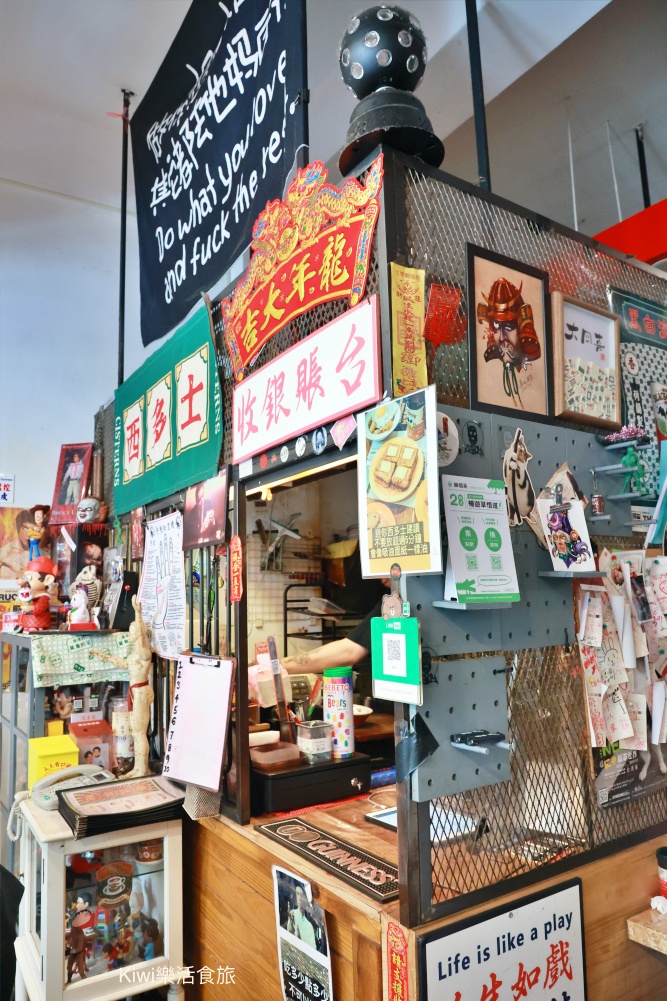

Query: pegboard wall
[
  {"left": 407, "top": 405, "right": 639, "bottom": 659},
  {"left": 393, "top": 151, "right": 667, "bottom": 920}
]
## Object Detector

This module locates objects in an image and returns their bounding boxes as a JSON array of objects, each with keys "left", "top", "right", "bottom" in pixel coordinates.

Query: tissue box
[
  {"left": 27, "top": 734, "right": 79, "bottom": 789},
  {"left": 68, "top": 720, "right": 113, "bottom": 769}
]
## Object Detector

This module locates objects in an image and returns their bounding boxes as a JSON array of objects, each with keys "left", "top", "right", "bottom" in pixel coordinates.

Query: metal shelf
[
  {"left": 597, "top": 439, "right": 651, "bottom": 452},
  {"left": 587, "top": 514, "right": 611, "bottom": 522},
  {"left": 538, "top": 570, "right": 607, "bottom": 579},
  {"left": 433, "top": 600, "right": 513, "bottom": 611},
  {"left": 592, "top": 464, "right": 639, "bottom": 474},
  {"left": 607, "top": 492, "right": 655, "bottom": 501}
]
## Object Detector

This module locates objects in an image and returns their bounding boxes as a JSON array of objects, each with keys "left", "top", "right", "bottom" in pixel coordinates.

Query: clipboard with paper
[{"left": 162, "top": 652, "right": 235, "bottom": 792}]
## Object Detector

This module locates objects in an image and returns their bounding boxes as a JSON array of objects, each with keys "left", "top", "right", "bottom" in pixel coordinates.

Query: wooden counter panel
[
  {"left": 184, "top": 815, "right": 383, "bottom": 1001},
  {"left": 419, "top": 835, "right": 667, "bottom": 1001}
]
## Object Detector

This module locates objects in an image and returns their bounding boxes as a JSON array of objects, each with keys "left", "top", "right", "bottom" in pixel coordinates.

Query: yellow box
[
  {"left": 45, "top": 720, "right": 64, "bottom": 737},
  {"left": 27, "top": 735, "right": 79, "bottom": 790}
]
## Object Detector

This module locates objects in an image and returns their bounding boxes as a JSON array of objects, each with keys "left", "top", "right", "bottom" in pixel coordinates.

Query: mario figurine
[{"left": 16, "top": 556, "right": 58, "bottom": 632}]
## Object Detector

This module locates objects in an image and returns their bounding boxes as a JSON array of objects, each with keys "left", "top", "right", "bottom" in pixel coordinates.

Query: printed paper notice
[
  {"left": 442, "top": 475, "right": 520, "bottom": 603},
  {"left": 138, "top": 511, "right": 186, "bottom": 658},
  {"left": 272, "top": 866, "right": 333, "bottom": 1001}
]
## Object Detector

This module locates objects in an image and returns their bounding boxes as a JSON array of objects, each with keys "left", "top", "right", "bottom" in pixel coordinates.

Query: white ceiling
[{"left": 1, "top": 0, "right": 665, "bottom": 507}]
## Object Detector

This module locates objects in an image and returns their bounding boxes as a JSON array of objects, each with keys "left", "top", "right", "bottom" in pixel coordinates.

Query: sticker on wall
[
  {"left": 502, "top": 428, "right": 537, "bottom": 528},
  {"left": 537, "top": 499, "right": 596, "bottom": 573},
  {"left": 461, "top": 420, "right": 484, "bottom": 456},
  {"left": 436, "top": 411, "right": 459, "bottom": 467},
  {"left": 311, "top": 428, "right": 327, "bottom": 455}
]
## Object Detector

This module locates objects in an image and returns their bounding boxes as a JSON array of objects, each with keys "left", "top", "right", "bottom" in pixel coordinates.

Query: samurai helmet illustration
[{"left": 482, "top": 278, "right": 523, "bottom": 323}]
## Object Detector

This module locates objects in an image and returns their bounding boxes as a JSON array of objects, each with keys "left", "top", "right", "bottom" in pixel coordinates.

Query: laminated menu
[{"left": 58, "top": 775, "right": 184, "bottom": 839}]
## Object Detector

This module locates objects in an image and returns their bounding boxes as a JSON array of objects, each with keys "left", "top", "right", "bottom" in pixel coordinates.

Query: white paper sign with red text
[{"left": 232, "top": 295, "right": 382, "bottom": 463}]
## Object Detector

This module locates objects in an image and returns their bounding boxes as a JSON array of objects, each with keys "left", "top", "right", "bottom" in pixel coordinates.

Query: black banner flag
[{"left": 131, "top": 0, "right": 307, "bottom": 345}]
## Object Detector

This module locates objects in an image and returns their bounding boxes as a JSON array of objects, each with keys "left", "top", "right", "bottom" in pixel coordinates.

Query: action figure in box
[{"left": 15, "top": 556, "right": 58, "bottom": 631}]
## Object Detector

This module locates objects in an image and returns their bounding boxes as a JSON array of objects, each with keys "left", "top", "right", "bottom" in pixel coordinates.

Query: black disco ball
[{"left": 340, "top": 5, "right": 427, "bottom": 101}]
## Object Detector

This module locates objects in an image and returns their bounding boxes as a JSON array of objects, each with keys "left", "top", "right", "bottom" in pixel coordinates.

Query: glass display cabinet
[{"left": 14, "top": 797, "right": 184, "bottom": 1001}]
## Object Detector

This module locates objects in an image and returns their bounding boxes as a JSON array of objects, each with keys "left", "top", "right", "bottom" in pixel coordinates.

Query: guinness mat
[{"left": 257, "top": 818, "right": 399, "bottom": 902}]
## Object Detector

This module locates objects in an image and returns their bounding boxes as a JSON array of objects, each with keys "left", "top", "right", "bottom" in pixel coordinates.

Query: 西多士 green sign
[{"left": 113, "top": 306, "right": 222, "bottom": 514}]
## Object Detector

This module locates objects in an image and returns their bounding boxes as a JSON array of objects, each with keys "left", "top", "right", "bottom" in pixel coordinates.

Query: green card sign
[
  {"left": 113, "top": 307, "right": 222, "bottom": 514},
  {"left": 370, "top": 616, "right": 422, "bottom": 706}
]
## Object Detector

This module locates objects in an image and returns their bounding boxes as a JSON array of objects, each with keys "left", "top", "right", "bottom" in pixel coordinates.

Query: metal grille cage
[
  {"left": 403, "top": 165, "right": 667, "bottom": 409},
  {"left": 399, "top": 158, "right": 667, "bottom": 914}
]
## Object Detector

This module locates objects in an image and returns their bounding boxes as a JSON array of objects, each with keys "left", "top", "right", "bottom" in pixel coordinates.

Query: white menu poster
[
  {"left": 138, "top": 511, "right": 186, "bottom": 658},
  {"left": 442, "top": 475, "right": 519, "bottom": 604}
]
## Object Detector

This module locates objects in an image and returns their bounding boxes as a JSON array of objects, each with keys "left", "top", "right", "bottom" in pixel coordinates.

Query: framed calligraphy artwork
[
  {"left": 552, "top": 292, "right": 621, "bottom": 429},
  {"left": 467, "top": 245, "right": 552, "bottom": 420}
]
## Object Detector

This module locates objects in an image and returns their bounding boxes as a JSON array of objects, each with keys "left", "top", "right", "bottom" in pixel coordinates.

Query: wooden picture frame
[
  {"left": 467, "top": 244, "right": 552, "bottom": 420},
  {"left": 552, "top": 292, "right": 621, "bottom": 429},
  {"left": 50, "top": 443, "right": 94, "bottom": 525}
]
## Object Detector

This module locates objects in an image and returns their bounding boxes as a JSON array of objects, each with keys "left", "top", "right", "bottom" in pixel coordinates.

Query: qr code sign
[
  {"left": 465, "top": 554, "right": 478, "bottom": 570},
  {"left": 382, "top": 631, "right": 407, "bottom": 677},
  {"left": 598, "top": 787, "right": 609, "bottom": 806},
  {"left": 491, "top": 555, "right": 503, "bottom": 571}
]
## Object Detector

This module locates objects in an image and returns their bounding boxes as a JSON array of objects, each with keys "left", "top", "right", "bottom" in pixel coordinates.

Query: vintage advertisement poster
[
  {"left": 272, "top": 866, "right": 333, "bottom": 1001},
  {"left": 358, "top": 385, "right": 441, "bottom": 578},
  {"left": 390, "top": 262, "right": 428, "bottom": 397},
  {"left": 137, "top": 512, "right": 186, "bottom": 658},
  {"left": 442, "top": 476, "right": 520, "bottom": 604},
  {"left": 420, "top": 880, "right": 586, "bottom": 1001}
]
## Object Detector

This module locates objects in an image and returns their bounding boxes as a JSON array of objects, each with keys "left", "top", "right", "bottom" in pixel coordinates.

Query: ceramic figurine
[
  {"left": 91, "top": 597, "right": 154, "bottom": 777},
  {"left": 68, "top": 588, "right": 91, "bottom": 628},
  {"left": 68, "top": 563, "right": 102, "bottom": 610},
  {"left": 620, "top": 444, "right": 647, "bottom": 495},
  {"left": 15, "top": 556, "right": 58, "bottom": 631}
]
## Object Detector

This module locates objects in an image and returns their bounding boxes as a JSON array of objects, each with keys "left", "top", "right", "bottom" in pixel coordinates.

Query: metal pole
[
  {"left": 465, "top": 0, "right": 491, "bottom": 191},
  {"left": 634, "top": 123, "right": 651, "bottom": 209},
  {"left": 118, "top": 88, "right": 134, "bottom": 387}
]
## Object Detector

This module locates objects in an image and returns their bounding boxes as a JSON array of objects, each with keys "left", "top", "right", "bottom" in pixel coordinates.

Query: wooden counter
[
  {"left": 184, "top": 791, "right": 399, "bottom": 1001},
  {"left": 184, "top": 794, "right": 667, "bottom": 1000}
]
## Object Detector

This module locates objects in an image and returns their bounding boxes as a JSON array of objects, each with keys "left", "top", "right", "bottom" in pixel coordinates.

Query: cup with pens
[{"left": 295, "top": 677, "right": 331, "bottom": 761}]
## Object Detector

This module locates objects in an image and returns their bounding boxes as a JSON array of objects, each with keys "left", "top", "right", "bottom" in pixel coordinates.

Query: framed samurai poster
[
  {"left": 467, "top": 244, "right": 552, "bottom": 419},
  {"left": 552, "top": 292, "right": 621, "bottom": 429}
]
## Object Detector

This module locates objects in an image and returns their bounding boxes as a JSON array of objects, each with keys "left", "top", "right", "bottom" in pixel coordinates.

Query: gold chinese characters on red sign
[{"left": 222, "top": 154, "right": 384, "bottom": 381}]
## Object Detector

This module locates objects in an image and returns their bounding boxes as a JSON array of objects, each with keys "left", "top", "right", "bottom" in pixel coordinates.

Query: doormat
[{"left": 257, "top": 818, "right": 399, "bottom": 902}]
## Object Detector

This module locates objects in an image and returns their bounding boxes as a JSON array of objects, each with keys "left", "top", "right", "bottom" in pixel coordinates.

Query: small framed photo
[
  {"left": 551, "top": 292, "right": 621, "bottom": 429},
  {"left": 50, "top": 443, "right": 94, "bottom": 525},
  {"left": 467, "top": 244, "right": 552, "bottom": 419},
  {"left": 182, "top": 466, "right": 229, "bottom": 551}
]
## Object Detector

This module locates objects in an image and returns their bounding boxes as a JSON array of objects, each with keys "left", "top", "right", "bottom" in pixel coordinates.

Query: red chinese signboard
[
  {"left": 222, "top": 154, "right": 384, "bottom": 381},
  {"left": 230, "top": 535, "right": 243, "bottom": 603},
  {"left": 387, "top": 921, "right": 409, "bottom": 1001}
]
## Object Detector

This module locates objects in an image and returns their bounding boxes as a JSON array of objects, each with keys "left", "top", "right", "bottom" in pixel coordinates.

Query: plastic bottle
[{"left": 323, "top": 667, "right": 355, "bottom": 758}]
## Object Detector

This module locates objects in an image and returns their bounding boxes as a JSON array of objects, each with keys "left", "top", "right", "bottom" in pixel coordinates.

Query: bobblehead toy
[{"left": 15, "top": 556, "right": 58, "bottom": 632}]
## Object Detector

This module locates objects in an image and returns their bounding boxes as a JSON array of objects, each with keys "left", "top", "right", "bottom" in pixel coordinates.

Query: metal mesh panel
[
  {"left": 430, "top": 644, "right": 667, "bottom": 905},
  {"left": 399, "top": 159, "right": 667, "bottom": 911},
  {"left": 402, "top": 166, "right": 667, "bottom": 407}
]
